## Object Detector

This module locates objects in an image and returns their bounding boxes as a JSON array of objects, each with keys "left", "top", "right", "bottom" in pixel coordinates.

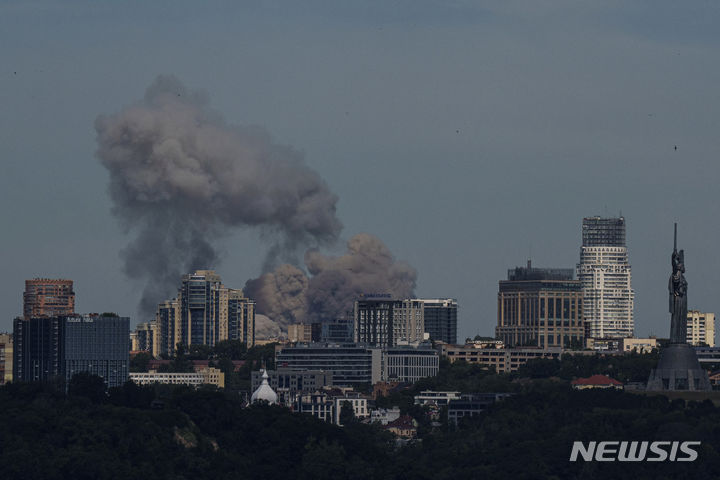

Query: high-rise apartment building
[
  {"left": 576, "top": 217, "right": 634, "bottom": 339},
  {"left": 420, "top": 299, "right": 458, "bottom": 344},
  {"left": 23, "top": 278, "right": 75, "bottom": 318},
  {"left": 149, "top": 270, "right": 255, "bottom": 357},
  {"left": 687, "top": 311, "right": 715, "bottom": 347},
  {"left": 354, "top": 298, "right": 425, "bottom": 347},
  {"left": 130, "top": 321, "right": 159, "bottom": 355},
  {"left": 496, "top": 261, "right": 584, "bottom": 348}
]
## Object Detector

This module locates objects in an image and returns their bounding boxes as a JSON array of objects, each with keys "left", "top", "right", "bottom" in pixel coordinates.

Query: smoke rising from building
[
  {"left": 96, "top": 75, "right": 342, "bottom": 315},
  {"left": 245, "top": 233, "right": 418, "bottom": 332}
]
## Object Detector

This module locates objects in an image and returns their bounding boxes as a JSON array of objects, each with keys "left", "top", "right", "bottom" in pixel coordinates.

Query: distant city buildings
[
  {"left": 577, "top": 217, "right": 635, "bottom": 339},
  {"left": 13, "top": 314, "right": 129, "bottom": 388},
  {"left": 136, "top": 270, "right": 256, "bottom": 358},
  {"left": 23, "top": 278, "right": 75, "bottom": 318},
  {"left": 687, "top": 310, "right": 715, "bottom": 347},
  {"left": 495, "top": 261, "right": 584, "bottom": 349}
]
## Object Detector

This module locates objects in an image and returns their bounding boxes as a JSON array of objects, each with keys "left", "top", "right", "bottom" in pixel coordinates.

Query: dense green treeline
[{"left": 3, "top": 354, "right": 720, "bottom": 479}]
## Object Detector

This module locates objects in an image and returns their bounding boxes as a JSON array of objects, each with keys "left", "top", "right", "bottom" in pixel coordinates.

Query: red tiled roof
[
  {"left": 571, "top": 374, "right": 623, "bottom": 386},
  {"left": 384, "top": 415, "right": 417, "bottom": 430}
]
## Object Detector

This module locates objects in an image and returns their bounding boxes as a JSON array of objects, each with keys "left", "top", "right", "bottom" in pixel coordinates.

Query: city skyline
[{"left": 3, "top": 2, "right": 720, "bottom": 341}]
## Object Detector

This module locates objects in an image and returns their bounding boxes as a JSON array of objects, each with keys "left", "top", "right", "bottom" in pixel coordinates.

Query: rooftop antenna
[{"left": 674, "top": 222, "right": 677, "bottom": 253}]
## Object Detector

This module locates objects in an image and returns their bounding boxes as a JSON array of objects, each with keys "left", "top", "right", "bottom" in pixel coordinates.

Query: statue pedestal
[{"left": 646, "top": 343, "right": 711, "bottom": 391}]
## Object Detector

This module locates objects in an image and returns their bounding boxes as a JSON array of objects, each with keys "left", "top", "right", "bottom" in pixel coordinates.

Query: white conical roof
[{"left": 251, "top": 369, "right": 278, "bottom": 404}]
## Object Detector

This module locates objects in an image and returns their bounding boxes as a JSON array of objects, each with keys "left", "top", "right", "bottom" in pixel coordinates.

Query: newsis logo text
[{"left": 570, "top": 441, "right": 700, "bottom": 462}]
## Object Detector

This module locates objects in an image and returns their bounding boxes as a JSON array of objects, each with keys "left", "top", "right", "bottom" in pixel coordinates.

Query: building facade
[
  {"left": 354, "top": 298, "right": 425, "bottom": 347},
  {"left": 150, "top": 270, "right": 256, "bottom": 357},
  {"left": 275, "top": 343, "right": 383, "bottom": 386},
  {"left": 61, "top": 314, "right": 129, "bottom": 389},
  {"left": 440, "top": 344, "right": 563, "bottom": 373},
  {"left": 130, "top": 321, "right": 159, "bottom": 355},
  {"left": 129, "top": 367, "right": 224, "bottom": 388},
  {"left": 13, "top": 316, "right": 62, "bottom": 383},
  {"left": 23, "top": 278, "right": 75, "bottom": 318},
  {"left": 0, "top": 333, "right": 13, "bottom": 384},
  {"left": 577, "top": 217, "right": 635, "bottom": 339},
  {"left": 250, "top": 368, "right": 333, "bottom": 393},
  {"left": 420, "top": 298, "right": 458, "bottom": 344},
  {"left": 383, "top": 344, "right": 439, "bottom": 382},
  {"left": 496, "top": 261, "right": 584, "bottom": 348},
  {"left": 687, "top": 311, "right": 715, "bottom": 347},
  {"left": 13, "top": 314, "right": 129, "bottom": 388}
]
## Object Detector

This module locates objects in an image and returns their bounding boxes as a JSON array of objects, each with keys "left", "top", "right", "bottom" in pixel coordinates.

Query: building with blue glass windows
[
  {"left": 61, "top": 314, "right": 129, "bottom": 389},
  {"left": 13, "top": 314, "right": 129, "bottom": 388}
]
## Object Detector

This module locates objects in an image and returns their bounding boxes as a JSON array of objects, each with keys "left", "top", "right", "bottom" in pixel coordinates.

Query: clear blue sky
[{"left": 2, "top": 1, "right": 720, "bottom": 340}]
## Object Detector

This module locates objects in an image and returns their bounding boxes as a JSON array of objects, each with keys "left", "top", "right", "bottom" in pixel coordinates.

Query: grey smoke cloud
[
  {"left": 246, "top": 233, "right": 418, "bottom": 332},
  {"left": 96, "top": 75, "right": 342, "bottom": 315}
]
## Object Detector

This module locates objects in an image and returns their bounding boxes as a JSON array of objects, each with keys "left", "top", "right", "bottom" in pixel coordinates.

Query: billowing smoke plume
[
  {"left": 245, "top": 233, "right": 418, "bottom": 332},
  {"left": 96, "top": 75, "right": 342, "bottom": 315}
]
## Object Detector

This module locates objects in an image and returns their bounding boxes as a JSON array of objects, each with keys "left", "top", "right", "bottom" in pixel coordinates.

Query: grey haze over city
[{"left": 2, "top": 1, "right": 720, "bottom": 341}]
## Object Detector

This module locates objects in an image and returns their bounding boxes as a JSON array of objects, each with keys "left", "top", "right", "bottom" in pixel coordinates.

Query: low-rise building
[
  {"left": 447, "top": 393, "right": 512, "bottom": 425},
  {"left": 620, "top": 338, "right": 657, "bottom": 354},
  {"left": 383, "top": 415, "right": 417, "bottom": 439},
  {"left": 333, "top": 391, "right": 369, "bottom": 426},
  {"left": 250, "top": 368, "right": 333, "bottom": 393},
  {"left": 571, "top": 374, "right": 623, "bottom": 390},
  {"left": 414, "top": 390, "right": 461, "bottom": 406},
  {"left": 694, "top": 346, "right": 720, "bottom": 366},
  {"left": 440, "top": 344, "right": 562, "bottom": 373},
  {"left": 370, "top": 407, "right": 401, "bottom": 425},
  {"left": 129, "top": 367, "right": 225, "bottom": 388}
]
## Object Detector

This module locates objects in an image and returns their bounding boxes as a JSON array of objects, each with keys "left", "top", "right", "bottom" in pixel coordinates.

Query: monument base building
[{"left": 647, "top": 343, "right": 711, "bottom": 391}]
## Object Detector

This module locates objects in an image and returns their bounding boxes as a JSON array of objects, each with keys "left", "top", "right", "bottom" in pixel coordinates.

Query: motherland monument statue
[{"left": 646, "top": 224, "right": 711, "bottom": 391}]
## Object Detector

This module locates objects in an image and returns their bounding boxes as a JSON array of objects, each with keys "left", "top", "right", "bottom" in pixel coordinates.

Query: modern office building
[
  {"left": 354, "top": 298, "right": 425, "bottom": 347},
  {"left": 274, "top": 342, "right": 438, "bottom": 386},
  {"left": 577, "top": 217, "right": 635, "bottom": 339},
  {"left": 383, "top": 343, "right": 439, "bottom": 382},
  {"left": 687, "top": 311, "right": 715, "bottom": 347},
  {"left": 61, "top": 314, "right": 129, "bottom": 389},
  {"left": 152, "top": 270, "right": 255, "bottom": 357},
  {"left": 23, "top": 278, "right": 75, "bottom": 318},
  {"left": 496, "top": 261, "right": 584, "bottom": 348},
  {"left": 275, "top": 343, "right": 383, "bottom": 386},
  {"left": 0, "top": 333, "right": 13, "bottom": 384},
  {"left": 420, "top": 299, "right": 458, "bottom": 344},
  {"left": 13, "top": 314, "right": 129, "bottom": 388}
]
